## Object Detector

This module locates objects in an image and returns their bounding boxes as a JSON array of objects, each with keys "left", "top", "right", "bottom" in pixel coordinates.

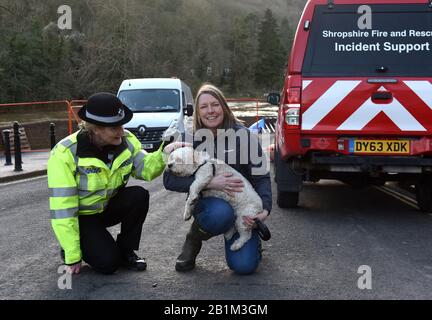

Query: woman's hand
[
  {"left": 242, "top": 209, "right": 269, "bottom": 229},
  {"left": 206, "top": 172, "right": 244, "bottom": 197},
  {"left": 66, "top": 261, "right": 82, "bottom": 274},
  {"left": 163, "top": 141, "right": 193, "bottom": 154}
]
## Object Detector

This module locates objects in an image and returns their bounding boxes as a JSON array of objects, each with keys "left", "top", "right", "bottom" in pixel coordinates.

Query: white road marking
[{"left": 375, "top": 185, "right": 419, "bottom": 210}]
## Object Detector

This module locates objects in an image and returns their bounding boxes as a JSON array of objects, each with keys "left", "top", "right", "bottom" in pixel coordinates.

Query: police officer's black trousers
[{"left": 78, "top": 186, "right": 149, "bottom": 274}]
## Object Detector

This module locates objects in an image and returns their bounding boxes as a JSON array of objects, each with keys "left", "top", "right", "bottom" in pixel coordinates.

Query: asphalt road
[{"left": 1, "top": 169, "right": 432, "bottom": 300}]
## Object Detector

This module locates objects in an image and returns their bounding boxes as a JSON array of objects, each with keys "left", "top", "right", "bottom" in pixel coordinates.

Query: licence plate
[
  {"left": 142, "top": 143, "right": 154, "bottom": 149},
  {"left": 349, "top": 140, "right": 410, "bottom": 154}
]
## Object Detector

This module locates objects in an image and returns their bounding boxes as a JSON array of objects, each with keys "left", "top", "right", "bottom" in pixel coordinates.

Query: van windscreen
[
  {"left": 118, "top": 89, "right": 180, "bottom": 112},
  {"left": 302, "top": 4, "right": 432, "bottom": 77}
]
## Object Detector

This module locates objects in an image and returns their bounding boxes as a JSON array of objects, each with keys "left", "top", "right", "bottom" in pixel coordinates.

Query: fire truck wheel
[
  {"left": 415, "top": 180, "right": 432, "bottom": 213},
  {"left": 277, "top": 190, "right": 299, "bottom": 208}
]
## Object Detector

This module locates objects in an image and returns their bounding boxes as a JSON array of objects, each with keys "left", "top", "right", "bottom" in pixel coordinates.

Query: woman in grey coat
[{"left": 163, "top": 84, "right": 272, "bottom": 275}]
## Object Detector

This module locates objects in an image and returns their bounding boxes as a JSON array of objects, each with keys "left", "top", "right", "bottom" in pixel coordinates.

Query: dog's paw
[
  {"left": 190, "top": 197, "right": 198, "bottom": 206},
  {"left": 183, "top": 209, "right": 192, "bottom": 221},
  {"left": 224, "top": 228, "right": 236, "bottom": 241},
  {"left": 230, "top": 241, "right": 243, "bottom": 251}
]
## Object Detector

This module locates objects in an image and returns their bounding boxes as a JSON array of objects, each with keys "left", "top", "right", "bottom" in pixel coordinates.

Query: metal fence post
[
  {"left": 13, "top": 121, "right": 22, "bottom": 172},
  {"left": 2, "top": 130, "right": 12, "bottom": 166},
  {"left": 50, "top": 123, "right": 56, "bottom": 149}
]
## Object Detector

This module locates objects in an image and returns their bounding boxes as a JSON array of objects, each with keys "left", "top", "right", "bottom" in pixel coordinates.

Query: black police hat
[{"left": 78, "top": 92, "right": 133, "bottom": 126}]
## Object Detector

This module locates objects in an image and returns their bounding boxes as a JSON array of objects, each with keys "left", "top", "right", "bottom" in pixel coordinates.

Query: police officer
[{"left": 48, "top": 92, "right": 182, "bottom": 275}]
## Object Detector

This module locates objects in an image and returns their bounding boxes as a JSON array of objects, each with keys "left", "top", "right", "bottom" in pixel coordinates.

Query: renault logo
[{"left": 138, "top": 126, "right": 146, "bottom": 136}]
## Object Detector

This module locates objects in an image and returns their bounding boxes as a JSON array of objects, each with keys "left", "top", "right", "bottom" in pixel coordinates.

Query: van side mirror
[
  {"left": 184, "top": 103, "right": 193, "bottom": 116},
  {"left": 267, "top": 93, "right": 280, "bottom": 106}
]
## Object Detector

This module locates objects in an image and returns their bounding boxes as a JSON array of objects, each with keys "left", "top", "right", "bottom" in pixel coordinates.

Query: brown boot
[{"left": 175, "top": 220, "right": 212, "bottom": 272}]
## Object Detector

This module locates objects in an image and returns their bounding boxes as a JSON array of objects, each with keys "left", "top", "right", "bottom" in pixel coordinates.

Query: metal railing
[
  {"left": 227, "top": 98, "right": 264, "bottom": 125},
  {"left": 67, "top": 100, "right": 86, "bottom": 134},
  {"left": 0, "top": 100, "right": 69, "bottom": 151},
  {"left": 1, "top": 97, "right": 276, "bottom": 140}
]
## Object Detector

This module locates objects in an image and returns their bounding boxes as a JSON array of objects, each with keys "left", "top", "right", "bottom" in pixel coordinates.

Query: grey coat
[{"left": 163, "top": 124, "right": 272, "bottom": 213}]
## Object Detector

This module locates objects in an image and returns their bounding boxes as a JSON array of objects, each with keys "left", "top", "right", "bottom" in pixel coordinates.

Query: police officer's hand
[
  {"left": 66, "top": 262, "right": 82, "bottom": 274},
  {"left": 242, "top": 209, "right": 269, "bottom": 228},
  {"left": 207, "top": 172, "right": 244, "bottom": 197},
  {"left": 163, "top": 141, "right": 193, "bottom": 154}
]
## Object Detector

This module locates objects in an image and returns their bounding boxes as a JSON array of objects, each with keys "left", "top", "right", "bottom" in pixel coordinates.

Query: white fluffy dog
[{"left": 166, "top": 147, "right": 263, "bottom": 251}]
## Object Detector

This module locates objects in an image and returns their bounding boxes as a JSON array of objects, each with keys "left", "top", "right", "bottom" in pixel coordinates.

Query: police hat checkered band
[{"left": 85, "top": 108, "right": 125, "bottom": 123}]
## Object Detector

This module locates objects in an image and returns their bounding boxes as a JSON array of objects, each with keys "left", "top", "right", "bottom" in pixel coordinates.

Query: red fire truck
[{"left": 268, "top": 0, "right": 432, "bottom": 211}]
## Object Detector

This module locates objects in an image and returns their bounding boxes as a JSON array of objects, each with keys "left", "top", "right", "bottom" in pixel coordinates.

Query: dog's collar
[{"left": 192, "top": 161, "right": 216, "bottom": 176}]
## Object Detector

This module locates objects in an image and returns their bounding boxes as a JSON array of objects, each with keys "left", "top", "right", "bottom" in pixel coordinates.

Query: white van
[{"left": 117, "top": 78, "right": 194, "bottom": 151}]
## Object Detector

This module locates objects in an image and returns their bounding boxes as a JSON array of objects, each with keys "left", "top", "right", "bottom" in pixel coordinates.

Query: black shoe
[
  {"left": 121, "top": 250, "right": 147, "bottom": 271},
  {"left": 60, "top": 249, "right": 65, "bottom": 263}
]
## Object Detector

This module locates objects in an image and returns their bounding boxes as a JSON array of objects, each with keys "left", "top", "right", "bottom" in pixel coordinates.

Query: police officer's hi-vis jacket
[{"left": 48, "top": 130, "right": 165, "bottom": 265}]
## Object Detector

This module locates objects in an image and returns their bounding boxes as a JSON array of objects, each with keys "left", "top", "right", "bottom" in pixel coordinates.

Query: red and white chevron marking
[{"left": 301, "top": 80, "right": 432, "bottom": 133}]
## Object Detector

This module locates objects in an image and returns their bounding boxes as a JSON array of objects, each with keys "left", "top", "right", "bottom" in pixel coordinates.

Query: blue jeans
[{"left": 193, "top": 197, "right": 262, "bottom": 275}]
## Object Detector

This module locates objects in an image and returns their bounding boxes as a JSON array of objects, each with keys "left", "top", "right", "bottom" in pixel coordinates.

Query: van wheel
[
  {"left": 415, "top": 180, "right": 432, "bottom": 213},
  {"left": 277, "top": 190, "right": 299, "bottom": 208}
]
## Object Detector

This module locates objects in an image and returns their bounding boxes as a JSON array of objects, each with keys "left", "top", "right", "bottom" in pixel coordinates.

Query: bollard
[
  {"left": 50, "top": 123, "right": 56, "bottom": 150},
  {"left": 2, "top": 130, "right": 12, "bottom": 166},
  {"left": 13, "top": 122, "right": 23, "bottom": 172}
]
